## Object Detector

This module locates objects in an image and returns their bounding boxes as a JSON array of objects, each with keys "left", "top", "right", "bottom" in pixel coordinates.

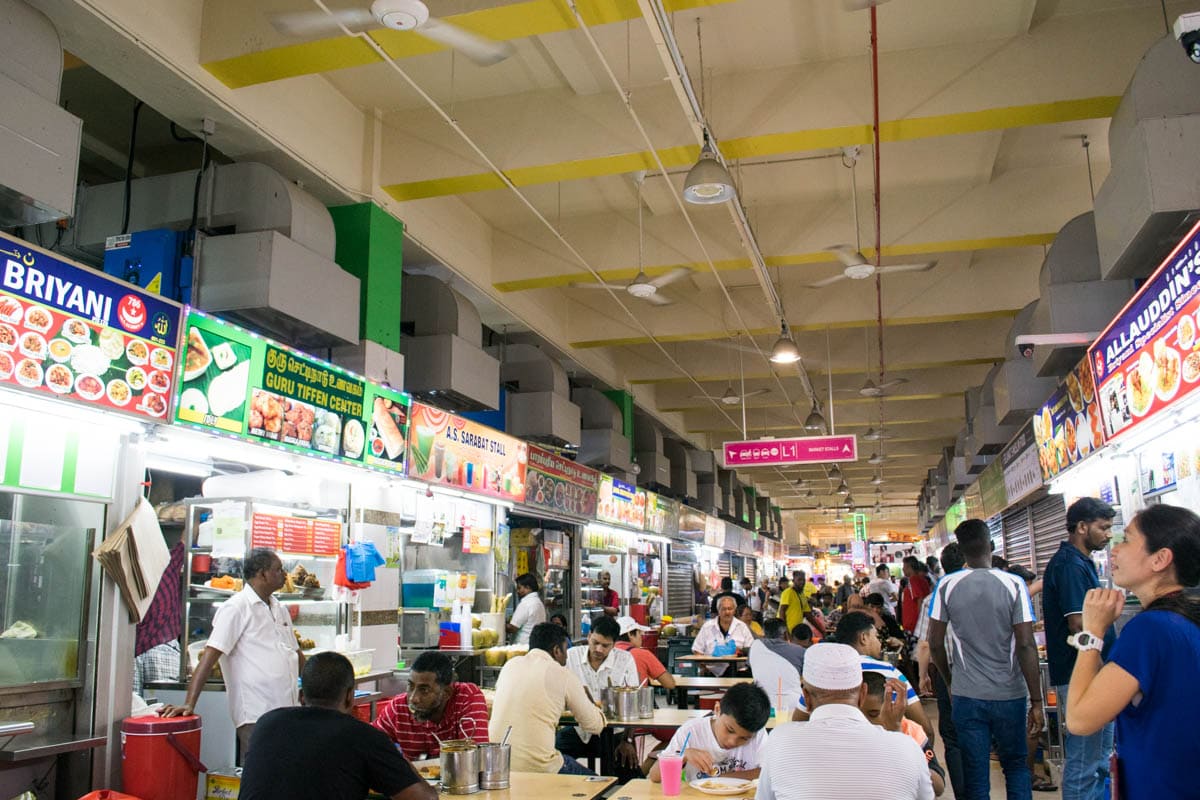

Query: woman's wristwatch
[{"left": 1067, "top": 631, "right": 1104, "bottom": 653}]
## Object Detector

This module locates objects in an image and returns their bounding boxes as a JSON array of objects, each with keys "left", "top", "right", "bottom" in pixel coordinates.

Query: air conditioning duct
[
  {"left": 1095, "top": 35, "right": 1200, "bottom": 280},
  {"left": 1028, "top": 212, "right": 1135, "bottom": 377},
  {"left": 400, "top": 274, "right": 499, "bottom": 411},
  {"left": 731, "top": 476, "right": 746, "bottom": 521},
  {"left": 663, "top": 439, "right": 697, "bottom": 500},
  {"left": 633, "top": 414, "right": 670, "bottom": 490},
  {"left": 490, "top": 343, "right": 581, "bottom": 447},
  {"left": 966, "top": 365, "right": 1019, "bottom": 459},
  {"left": 0, "top": 0, "right": 80, "bottom": 226},
  {"left": 993, "top": 301, "right": 1060, "bottom": 425},
  {"left": 755, "top": 495, "right": 772, "bottom": 532},
  {"left": 572, "top": 387, "right": 635, "bottom": 474},
  {"left": 72, "top": 162, "right": 359, "bottom": 348}
]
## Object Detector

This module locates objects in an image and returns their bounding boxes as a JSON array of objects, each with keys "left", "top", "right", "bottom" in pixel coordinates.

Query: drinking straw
[
  {"left": 501, "top": 726, "right": 512, "bottom": 747},
  {"left": 680, "top": 731, "right": 692, "bottom": 754}
]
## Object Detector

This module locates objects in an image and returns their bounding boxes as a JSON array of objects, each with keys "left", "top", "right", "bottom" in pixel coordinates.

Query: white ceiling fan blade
[
  {"left": 843, "top": 0, "right": 891, "bottom": 9},
  {"left": 648, "top": 266, "right": 692, "bottom": 289},
  {"left": 641, "top": 291, "right": 673, "bottom": 306},
  {"left": 741, "top": 388, "right": 772, "bottom": 399},
  {"left": 270, "top": 8, "right": 378, "bottom": 37},
  {"left": 808, "top": 273, "right": 850, "bottom": 289},
  {"left": 1014, "top": 332, "right": 1100, "bottom": 347},
  {"left": 827, "top": 244, "right": 867, "bottom": 269},
  {"left": 689, "top": 394, "right": 722, "bottom": 401},
  {"left": 878, "top": 377, "right": 908, "bottom": 390},
  {"left": 876, "top": 260, "right": 937, "bottom": 275},
  {"left": 419, "top": 18, "right": 514, "bottom": 66},
  {"left": 567, "top": 281, "right": 631, "bottom": 291}
]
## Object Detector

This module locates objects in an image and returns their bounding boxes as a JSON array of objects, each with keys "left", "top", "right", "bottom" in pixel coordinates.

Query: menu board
[
  {"left": 596, "top": 474, "right": 646, "bottom": 529},
  {"left": 703, "top": 514, "right": 725, "bottom": 548},
  {"left": 173, "top": 310, "right": 412, "bottom": 474},
  {"left": 1090, "top": 220, "right": 1200, "bottom": 440},
  {"left": 1000, "top": 421, "right": 1043, "bottom": 504},
  {"left": 978, "top": 459, "right": 1008, "bottom": 519},
  {"left": 407, "top": 402, "right": 527, "bottom": 502},
  {"left": 250, "top": 511, "right": 342, "bottom": 556},
  {"left": 643, "top": 491, "right": 680, "bottom": 537},
  {"left": 1032, "top": 356, "right": 1106, "bottom": 480},
  {"left": 0, "top": 231, "right": 181, "bottom": 421},
  {"left": 524, "top": 445, "right": 600, "bottom": 518}
]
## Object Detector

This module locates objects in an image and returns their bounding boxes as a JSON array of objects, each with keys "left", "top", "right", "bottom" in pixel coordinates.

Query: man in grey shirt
[{"left": 929, "top": 519, "right": 1042, "bottom": 800}]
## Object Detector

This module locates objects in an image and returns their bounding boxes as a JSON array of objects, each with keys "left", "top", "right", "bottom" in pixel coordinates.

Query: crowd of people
[{"left": 152, "top": 497, "right": 1200, "bottom": 800}]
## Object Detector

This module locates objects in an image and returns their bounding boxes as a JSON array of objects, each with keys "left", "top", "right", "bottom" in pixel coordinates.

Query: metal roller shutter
[
  {"left": 667, "top": 563, "right": 694, "bottom": 618},
  {"left": 1032, "top": 495, "right": 1068, "bottom": 578},
  {"left": 1002, "top": 506, "right": 1032, "bottom": 570},
  {"left": 987, "top": 516, "right": 1004, "bottom": 556},
  {"left": 744, "top": 560, "right": 756, "bottom": 582},
  {"left": 718, "top": 552, "right": 732, "bottom": 579}
]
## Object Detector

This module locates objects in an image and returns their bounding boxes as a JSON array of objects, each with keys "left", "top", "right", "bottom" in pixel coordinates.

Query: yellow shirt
[
  {"left": 488, "top": 648, "right": 606, "bottom": 773},
  {"left": 780, "top": 587, "right": 811, "bottom": 632},
  {"left": 803, "top": 582, "right": 818, "bottom": 599},
  {"left": 750, "top": 620, "right": 765, "bottom": 638}
]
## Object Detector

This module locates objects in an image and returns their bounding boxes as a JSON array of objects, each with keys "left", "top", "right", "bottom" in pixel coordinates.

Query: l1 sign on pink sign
[{"left": 723, "top": 435, "right": 858, "bottom": 467}]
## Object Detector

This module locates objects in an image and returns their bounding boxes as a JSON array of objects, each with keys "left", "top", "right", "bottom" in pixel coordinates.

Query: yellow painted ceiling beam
[
  {"left": 571, "top": 309, "right": 1019, "bottom": 349},
  {"left": 494, "top": 233, "right": 1055, "bottom": 292},
  {"left": 630, "top": 357, "right": 1002, "bottom": 384},
  {"left": 388, "top": 96, "right": 1118, "bottom": 202},
  {"left": 203, "top": 0, "right": 736, "bottom": 88},
  {"left": 659, "top": 395, "right": 962, "bottom": 413}
]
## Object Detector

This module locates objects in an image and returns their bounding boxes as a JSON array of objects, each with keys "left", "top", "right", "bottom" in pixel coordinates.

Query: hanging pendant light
[
  {"left": 804, "top": 403, "right": 825, "bottom": 431},
  {"left": 828, "top": 464, "right": 843, "bottom": 480},
  {"left": 683, "top": 138, "right": 736, "bottom": 205},
  {"left": 769, "top": 320, "right": 802, "bottom": 364},
  {"left": 836, "top": 479, "right": 850, "bottom": 495}
]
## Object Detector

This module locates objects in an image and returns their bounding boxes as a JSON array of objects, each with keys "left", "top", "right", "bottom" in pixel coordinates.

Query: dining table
[
  {"left": 612, "top": 777, "right": 757, "bottom": 800},
  {"left": 655, "top": 675, "right": 754, "bottom": 710},
  {"left": 409, "top": 764, "right": 616, "bottom": 800}
]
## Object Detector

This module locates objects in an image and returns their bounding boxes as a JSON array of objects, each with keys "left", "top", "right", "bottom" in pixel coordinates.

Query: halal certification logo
[{"left": 153, "top": 312, "right": 171, "bottom": 338}]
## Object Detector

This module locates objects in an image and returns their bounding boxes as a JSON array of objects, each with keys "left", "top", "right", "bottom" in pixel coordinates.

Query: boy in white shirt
[{"left": 648, "top": 683, "right": 771, "bottom": 783}]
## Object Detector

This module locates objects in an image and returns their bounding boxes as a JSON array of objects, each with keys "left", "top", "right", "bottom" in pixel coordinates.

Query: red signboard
[
  {"left": 251, "top": 512, "right": 342, "bottom": 556},
  {"left": 724, "top": 435, "right": 858, "bottom": 467}
]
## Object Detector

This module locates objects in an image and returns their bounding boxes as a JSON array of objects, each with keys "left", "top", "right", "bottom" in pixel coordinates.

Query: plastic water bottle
[{"left": 581, "top": 616, "right": 591, "bottom": 636}]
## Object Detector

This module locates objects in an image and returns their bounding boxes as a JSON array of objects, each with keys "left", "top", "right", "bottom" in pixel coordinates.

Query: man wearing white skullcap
[{"left": 755, "top": 644, "right": 934, "bottom": 800}]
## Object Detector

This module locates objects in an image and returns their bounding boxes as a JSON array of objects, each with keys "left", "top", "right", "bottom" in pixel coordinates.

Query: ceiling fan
[
  {"left": 269, "top": 0, "right": 514, "bottom": 67},
  {"left": 809, "top": 245, "right": 937, "bottom": 288},
  {"left": 843, "top": 0, "right": 891, "bottom": 9},
  {"left": 691, "top": 384, "right": 770, "bottom": 406},
  {"left": 569, "top": 174, "right": 693, "bottom": 305},
  {"left": 839, "top": 328, "right": 909, "bottom": 396}
]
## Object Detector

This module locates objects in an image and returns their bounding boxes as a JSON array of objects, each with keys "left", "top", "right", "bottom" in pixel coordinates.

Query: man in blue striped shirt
[
  {"left": 792, "top": 611, "right": 934, "bottom": 744},
  {"left": 929, "top": 519, "right": 1043, "bottom": 800}
]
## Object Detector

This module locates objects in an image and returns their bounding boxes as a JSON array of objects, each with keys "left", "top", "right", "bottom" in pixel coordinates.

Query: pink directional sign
[{"left": 723, "top": 435, "right": 858, "bottom": 467}]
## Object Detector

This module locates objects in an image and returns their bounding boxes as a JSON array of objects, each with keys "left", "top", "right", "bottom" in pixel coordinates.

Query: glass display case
[
  {"left": 177, "top": 497, "right": 347, "bottom": 681},
  {"left": 0, "top": 491, "right": 99, "bottom": 688}
]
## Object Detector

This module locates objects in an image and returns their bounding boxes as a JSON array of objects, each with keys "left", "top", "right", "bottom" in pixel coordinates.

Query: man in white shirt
[
  {"left": 864, "top": 564, "right": 899, "bottom": 615},
  {"left": 693, "top": 595, "right": 754, "bottom": 676},
  {"left": 506, "top": 572, "right": 546, "bottom": 645},
  {"left": 749, "top": 618, "right": 804, "bottom": 713},
  {"left": 490, "top": 622, "right": 605, "bottom": 774},
  {"left": 560, "top": 614, "right": 640, "bottom": 778},
  {"left": 756, "top": 643, "right": 934, "bottom": 800},
  {"left": 160, "top": 548, "right": 303, "bottom": 759}
]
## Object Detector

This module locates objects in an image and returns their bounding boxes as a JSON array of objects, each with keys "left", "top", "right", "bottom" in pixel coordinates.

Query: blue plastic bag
[{"left": 344, "top": 541, "right": 386, "bottom": 583}]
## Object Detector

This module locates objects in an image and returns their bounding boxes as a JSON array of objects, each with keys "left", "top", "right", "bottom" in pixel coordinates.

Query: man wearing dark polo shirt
[{"left": 1043, "top": 498, "right": 1117, "bottom": 800}]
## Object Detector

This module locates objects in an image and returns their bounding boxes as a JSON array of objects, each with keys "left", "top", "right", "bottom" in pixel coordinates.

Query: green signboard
[
  {"left": 853, "top": 513, "right": 868, "bottom": 541},
  {"left": 173, "top": 310, "right": 410, "bottom": 473},
  {"left": 978, "top": 459, "right": 1008, "bottom": 519},
  {"left": 944, "top": 497, "right": 967, "bottom": 534}
]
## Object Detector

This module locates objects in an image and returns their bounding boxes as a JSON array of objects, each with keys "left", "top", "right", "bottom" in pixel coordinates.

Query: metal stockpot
[
  {"left": 439, "top": 741, "right": 480, "bottom": 795},
  {"left": 479, "top": 742, "right": 511, "bottom": 790},
  {"left": 601, "top": 687, "right": 641, "bottom": 722},
  {"left": 637, "top": 686, "right": 655, "bottom": 718}
]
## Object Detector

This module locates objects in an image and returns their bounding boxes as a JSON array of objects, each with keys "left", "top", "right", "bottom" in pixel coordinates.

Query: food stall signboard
[
  {"left": 596, "top": 474, "right": 647, "bottom": 529},
  {"left": 853, "top": 513, "right": 868, "bottom": 541},
  {"left": 250, "top": 512, "right": 342, "bottom": 557},
  {"left": 703, "top": 514, "right": 725, "bottom": 548},
  {"left": 1031, "top": 356, "right": 1105, "bottom": 480},
  {"left": 0, "top": 231, "right": 182, "bottom": 421},
  {"left": 1000, "top": 420, "right": 1043, "bottom": 504},
  {"left": 978, "top": 458, "right": 1008, "bottom": 519},
  {"left": 524, "top": 445, "right": 600, "bottom": 518},
  {"left": 174, "top": 310, "right": 411, "bottom": 472},
  {"left": 1090, "top": 219, "right": 1200, "bottom": 440},
  {"left": 723, "top": 434, "right": 857, "bottom": 467},
  {"left": 643, "top": 491, "right": 680, "bottom": 537},
  {"left": 407, "top": 402, "right": 528, "bottom": 503}
]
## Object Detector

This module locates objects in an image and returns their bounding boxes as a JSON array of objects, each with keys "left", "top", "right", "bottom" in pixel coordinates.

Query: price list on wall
[{"left": 251, "top": 512, "right": 342, "bottom": 556}]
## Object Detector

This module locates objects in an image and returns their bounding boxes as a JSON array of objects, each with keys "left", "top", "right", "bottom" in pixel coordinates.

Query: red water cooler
[{"left": 121, "top": 715, "right": 206, "bottom": 800}]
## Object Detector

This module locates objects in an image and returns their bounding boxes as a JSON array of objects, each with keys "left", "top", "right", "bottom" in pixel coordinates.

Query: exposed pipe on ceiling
[
  {"left": 635, "top": 0, "right": 820, "bottom": 410},
  {"left": 303, "top": 0, "right": 745, "bottom": 450},
  {"left": 871, "top": 5, "right": 885, "bottom": 383}
]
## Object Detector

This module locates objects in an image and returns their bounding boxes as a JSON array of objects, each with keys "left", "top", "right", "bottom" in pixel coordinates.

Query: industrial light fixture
[
  {"left": 869, "top": 472, "right": 885, "bottom": 485},
  {"left": 769, "top": 321, "right": 802, "bottom": 364},
  {"left": 873, "top": 501, "right": 883, "bottom": 513},
  {"left": 828, "top": 464, "right": 843, "bottom": 480},
  {"left": 836, "top": 479, "right": 850, "bottom": 495},
  {"left": 867, "top": 452, "right": 887, "bottom": 466},
  {"left": 804, "top": 404, "right": 825, "bottom": 431},
  {"left": 683, "top": 136, "right": 735, "bottom": 205},
  {"left": 844, "top": 495, "right": 856, "bottom": 510}
]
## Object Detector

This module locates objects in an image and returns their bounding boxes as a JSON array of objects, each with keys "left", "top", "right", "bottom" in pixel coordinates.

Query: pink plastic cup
[{"left": 659, "top": 753, "right": 684, "bottom": 796}]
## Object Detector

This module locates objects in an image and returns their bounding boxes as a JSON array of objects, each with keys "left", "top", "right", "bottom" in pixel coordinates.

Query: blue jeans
[
  {"left": 1057, "top": 684, "right": 1113, "bottom": 800},
  {"left": 952, "top": 695, "right": 1031, "bottom": 800},
  {"left": 558, "top": 754, "right": 595, "bottom": 775}
]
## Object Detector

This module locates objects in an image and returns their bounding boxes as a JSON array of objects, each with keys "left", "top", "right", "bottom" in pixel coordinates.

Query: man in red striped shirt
[{"left": 373, "top": 652, "right": 489, "bottom": 759}]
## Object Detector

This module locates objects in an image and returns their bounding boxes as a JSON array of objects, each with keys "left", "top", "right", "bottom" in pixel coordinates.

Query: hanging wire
[
  {"left": 696, "top": 17, "right": 707, "bottom": 117},
  {"left": 1161, "top": 0, "right": 1171, "bottom": 34},
  {"left": 1082, "top": 135, "right": 1096, "bottom": 204}
]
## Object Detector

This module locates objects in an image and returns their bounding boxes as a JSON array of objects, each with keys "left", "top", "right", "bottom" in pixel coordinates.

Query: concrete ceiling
[{"left": 28, "top": 0, "right": 1191, "bottom": 540}]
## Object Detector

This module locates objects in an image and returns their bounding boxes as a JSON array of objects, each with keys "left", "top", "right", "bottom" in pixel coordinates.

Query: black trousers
[
  {"left": 934, "top": 668, "right": 967, "bottom": 799},
  {"left": 555, "top": 726, "right": 644, "bottom": 782}
]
